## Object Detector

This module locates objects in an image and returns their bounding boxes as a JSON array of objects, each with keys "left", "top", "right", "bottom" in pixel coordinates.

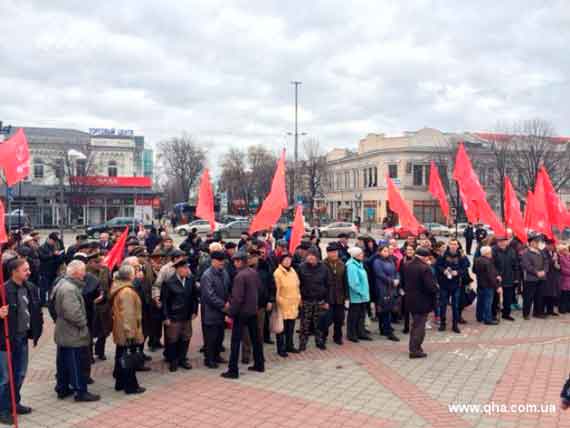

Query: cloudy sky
[{"left": 1, "top": 0, "right": 570, "bottom": 163}]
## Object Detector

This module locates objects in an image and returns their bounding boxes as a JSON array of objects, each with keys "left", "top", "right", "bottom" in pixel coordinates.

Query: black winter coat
[
  {"left": 200, "top": 266, "right": 230, "bottom": 325},
  {"left": 256, "top": 258, "right": 276, "bottom": 308},
  {"left": 492, "top": 246, "right": 519, "bottom": 287},
  {"left": 297, "top": 261, "right": 329, "bottom": 302},
  {"left": 38, "top": 242, "right": 64, "bottom": 283},
  {"left": 161, "top": 274, "right": 199, "bottom": 321},
  {"left": 229, "top": 267, "right": 260, "bottom": 318},
  {"left": 400, "top": 257, "right": 438, "bottom": 314},
  {"left": 0, "top": 280, "right": 43, "bottom": 351}
]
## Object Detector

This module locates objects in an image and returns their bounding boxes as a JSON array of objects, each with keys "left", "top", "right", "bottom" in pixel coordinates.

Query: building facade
[
  {"left": 321, "top": 128, "right": 503, "bottom": 225},
  {"left": 0, "top": 125, "right": 158, "bottom": 227}
]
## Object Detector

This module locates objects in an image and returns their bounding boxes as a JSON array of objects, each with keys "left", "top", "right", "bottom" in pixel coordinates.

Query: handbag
[
  {"left": 270, "top": 307, "right": 284, "bottom": 334},
  {"left": 119, "top": 345, "right": 145, "bottom": 370}
]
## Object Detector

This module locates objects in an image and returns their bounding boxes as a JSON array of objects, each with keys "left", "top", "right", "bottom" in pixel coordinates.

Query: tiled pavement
[{"left": 10, "top": 306, "right": 570, "bottom": 428}]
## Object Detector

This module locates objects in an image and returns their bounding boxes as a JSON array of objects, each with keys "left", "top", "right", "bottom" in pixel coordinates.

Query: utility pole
[{"left": 289, "top": 81, "right": 306, "bottom": 205}]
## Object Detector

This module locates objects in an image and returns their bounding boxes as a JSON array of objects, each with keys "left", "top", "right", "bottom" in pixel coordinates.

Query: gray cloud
[{"left": 1, "top": 0, "right": 570, "bottom": 171}]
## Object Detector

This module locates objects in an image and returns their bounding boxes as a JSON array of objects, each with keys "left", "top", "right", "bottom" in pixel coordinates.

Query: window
[
  {"left": 108, "top": 160, "right": 118, "bottom": 177},
  {"left": 479, "top": 168, "right": 486, "bottom": 186},
  {"left": 33, "top": 159, "right": 44, "bottom": 179},
  {"left": 487, "top": 168, "right": 495, "bottom": 185},
  {"left": 76, "top": 159, "right": 87, "bottom": 176},
  {"left": 54, "top": 159, "right": 64, "bottom": 178},
  {"left": 388, "top": 164, "right": 398, "bottom": 178},
  {"left": 373, "top": 167, "right": 378, "bottom": 187},
  {"left": 362, "top": 169, "right": 368, "bottom": 187},
  {"left": 413, "top": 165, "right": 425, "bottom": 186}
]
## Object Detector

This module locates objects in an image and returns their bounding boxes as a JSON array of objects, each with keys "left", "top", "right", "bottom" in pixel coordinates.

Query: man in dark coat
[
  {"left": 492, "top": 237, "right": 519, "bottom": 321},
  {"left": 521, "top": 235, "right": 549, "bottom": 319},
  {"left": 543, "top": 239, "right": 561, "bottom": 316},
  {"left": 400, "top": 248, "right": 438, "bottom": 359},
  {"left": 17, "top": 236, "right": 41, "bottom": 287},
  {"left": 66, "top": 235, "right": 89, "bottom": 264},
  {"left": 0, "top": 259, "right": 43, "bottom": 425},
  {"left": 161, "top": 259, "right": 199, "bottom": 372},
  {"left": 38, "top": 233, "right": 65, "bottom": 306},
  {"left": 200, "top": 252, "right": 230, "bottom": 368},
  {"left": 435, "top": 239, "right": 470, "bottom": 333},
  {"left": 475, "top": 224, "right": 488, "bottom": 245},
  {"left": 297, "top": 248, "right": 329, "bottom": 351},
  {"left": 463, "top": 223, "right": 474, "bottom": 255},
  {"left": 473, "top": 246, "right": 501, "bottom": 325},
  {"left": 337, "top": 233, "right": 350, "bottom": 263},
  {"left": 322, "top": 242, "right": 347, "bottom": 345},
  {"left": 221, "top": 251, "right": 264, "bottom": 379}
]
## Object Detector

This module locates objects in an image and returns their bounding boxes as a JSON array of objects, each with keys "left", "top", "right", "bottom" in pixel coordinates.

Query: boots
[
  {"left": 438, "top": 319, "right": 446, "bottom": 332},
  {"left": 178, "top": 340, "right": 192, "bottom": 370},
  {"left": 452, "top": 322, "right": 461, "bottom": 334}
]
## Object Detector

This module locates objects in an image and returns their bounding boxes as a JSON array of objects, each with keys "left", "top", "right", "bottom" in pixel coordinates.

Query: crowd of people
[{"left": 0, "top": 224, "right": 569, "bottom": 424}]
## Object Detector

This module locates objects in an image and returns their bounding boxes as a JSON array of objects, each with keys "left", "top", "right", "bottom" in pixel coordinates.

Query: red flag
[
  {"left": 504, "top": 177, "right": 527, "bottom": 243},
  {"left": 458, "top": 183, "right": 479, "bottom": 224},
  {"left": 249, "top": 150, "right": 288, "bottom": 234},
  {"left": 539, "top": 167, "right": 566, "bottom": 230},
  {"left": 0, "top": 128, "right": 30, "bottom": 186},
  {"left": 530, "top": 173, "right": 553, "bottom": 238},
  {"left": 452, "top": 143, "right": 486, "bottom": 201},
  {"left": 386, "top": 175, "right": 422, "bottom": 235},
  {"left": 289, "top": 204, "right": 304, "bottom": 254},
  {"left": 195, "top": 169, "right": 216, "bottom": 232},
  {"left": 0, "top": 201, "right": 8, "bottom": 244},
  {"left": 103, "top": 227, "right": 129, "bottom": 271},
  {"left": 429, "top": 161, "right": 450, "bottom": 220},
  {"left": 523, "top": 191, "right": 535, "bottom": 230}
]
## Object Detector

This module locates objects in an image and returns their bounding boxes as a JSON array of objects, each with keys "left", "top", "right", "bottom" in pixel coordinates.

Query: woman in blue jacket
[
  {"left": 346, "top": 247, "right": 372, "bottom": 342},
  {"left": 372, "top": 245, "right": 400, "bottom": 341}
]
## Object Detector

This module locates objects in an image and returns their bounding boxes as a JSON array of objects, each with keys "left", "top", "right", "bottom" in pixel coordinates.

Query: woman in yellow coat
[{"left": 274, "top": 253, "right": 301, "bottom": 357}]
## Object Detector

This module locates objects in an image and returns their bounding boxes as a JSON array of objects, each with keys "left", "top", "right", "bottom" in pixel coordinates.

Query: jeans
[
  {"left": 228, "top": 315, "right": 264, "bottom": 374},
  {"left": 56, "top": 347, "right": 88, "bottom": 397},
  {"left": 476, "top": 288, "right": 494, "bottom": 323},
  {"left": 0, "top": 337, "right": 28, "bottom": 413},
  {"left": 378, "top": 311, "right": 393, "bottom": 335},
  {"left": 439, "top": 287, "right": 461, "bottom": 324}
]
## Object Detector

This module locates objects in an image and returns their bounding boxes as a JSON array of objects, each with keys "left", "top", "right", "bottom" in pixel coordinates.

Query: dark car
[
  {"left": 217, "top": 220, "right": 250, "bottom": 239},
  {"left": 86, "top": 217, "right": 145, "bottom": 238}
]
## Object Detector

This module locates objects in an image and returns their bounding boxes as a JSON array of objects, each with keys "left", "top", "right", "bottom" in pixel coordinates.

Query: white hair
[
  {"left": 122, "top": 256, "right": 139, "bottom": 267},
  {"left": 209, "top": 242, "right": 223, "bottom": 253},
  {"left": 480, "top": 246, "right": 492, "bottom": 257},
  {"left": 116, "top": 264, "right": 135, "bottom": 281},
  {"left": 66, "top": 260, "right": 86, "bottom": 276}
]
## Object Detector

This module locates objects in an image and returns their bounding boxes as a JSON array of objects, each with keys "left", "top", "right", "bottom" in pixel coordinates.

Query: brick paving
[{"left": 8, "top": 305, "right": 570, "bottom": 428}]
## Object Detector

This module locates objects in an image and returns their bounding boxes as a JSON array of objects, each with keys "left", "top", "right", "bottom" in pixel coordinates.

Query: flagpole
[
  {"left": 455, "top": 185, "right": 459, "bottom": 237},
  {"left": 0, "top": 263, "right": 19, "bottom": 428}
]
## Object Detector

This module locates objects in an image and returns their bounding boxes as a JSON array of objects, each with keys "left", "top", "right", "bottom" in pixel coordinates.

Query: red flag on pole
[
  {"left": 530, "top": 173, "right": 553, "bottom": 239},
  {"left": 249, "top": 150, "right": 288, "bottom": 234},
  {"left": 428, "top": 161, "right": 450, "bottom": 220},
  {"left": 458, "top": 184, "right": 479, "bottom": 224},
  {"left": 452, "top": 143, "right": 486, "bottom": 201},
  {"left": 386, "top": 175, "right": 422, "bottom": 235},
  {"left": 103, "top": 227, "right": 129, "bottom": 271},
  {"left": 0, "top": 203, "right": 18, "bottom": 427},
  {"left": 195, "top": 169, "right": 216, "bottom": 232},
  {"left": 539, "top": 167, "right": 566, "bottom": 231},
  {"left": 504, "top": 177, "right": 527, "bottom": 243},
  {"left": 289, "top": 204, "right": 304, "bottom": 254},
  {"left": 0, "top": 128, "right": 30, "bottom": 186}
]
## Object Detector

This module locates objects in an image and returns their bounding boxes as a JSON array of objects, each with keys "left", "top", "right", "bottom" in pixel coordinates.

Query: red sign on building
[{"left": 71, "top": 176, "right": 152, "bottom": 188}]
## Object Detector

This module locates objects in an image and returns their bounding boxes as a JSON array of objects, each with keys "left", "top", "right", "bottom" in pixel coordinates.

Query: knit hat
[{"left": 347, "top": 247, "right": 363, "bottom": 258}]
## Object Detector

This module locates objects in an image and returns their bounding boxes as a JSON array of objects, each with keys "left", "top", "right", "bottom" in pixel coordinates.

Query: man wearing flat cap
[
  {"left": 221, "top": 251, "right": 265, "bottom": 379},
  {"left": 323, "top": 242, "right": 347, "bottom": 345},
  {"left": 161, "top": 258, "right": 199, "bottom": 372},
  {"left": 521, "top": 234, "right": 549, "bottom": 320},
  {"left": 200, "top": 251, "right": 230, "bottom": 368}
]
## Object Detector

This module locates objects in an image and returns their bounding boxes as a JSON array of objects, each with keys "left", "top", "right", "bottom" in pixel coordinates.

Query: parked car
[
  {"left": 86, "top": 217, "right": 146, "bottom": 238},
  {"left": 220, "top": 215, "right": 248, "bottom": 224},
  {"left": 4, "top": 213, "right": 32, "bottom": 231},
  {"left": 383, "top": 225, "right": 427, "bottom": 239},
  {"left": 175, "top": 219, "right": 224, "bottom": 236},
  {"left": 217, "top": 220, "right": 251, "bottom": 239},
  {"left": 318, "top": 222, "right": 358, "bottom": 238},
  {"left": 424, "top": 222, "right": 451, "bottom": 237}
]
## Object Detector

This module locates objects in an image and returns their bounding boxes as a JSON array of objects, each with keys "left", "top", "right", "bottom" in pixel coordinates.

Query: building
[
  {"left": 321, "top": 127, "right": 505, "bottom": 225},
  {"left": 0, "top": 125, "right": 158, "bottom": 227}
]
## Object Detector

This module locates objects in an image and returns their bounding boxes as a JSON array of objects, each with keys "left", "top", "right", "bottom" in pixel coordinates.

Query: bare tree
[
  {"left": 300, "top": 138, "right": 328, "bottom": 221},
  {"left": 487, "top": 132, "right": 514, "bottom": 221},
  {"left": 247, "top": 145, "right": 277, "bottom": 203},
  {"left": 219, "top": 148, "right": 251, "bottom": 215},
  {"left": 509, "top": 119, "right": 570, "bottom": 195},
  {"left": 156, "top": 135, "right": 205, "bottom": 203}
]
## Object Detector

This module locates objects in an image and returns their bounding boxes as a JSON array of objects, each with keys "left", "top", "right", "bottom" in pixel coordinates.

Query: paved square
[{"left": 12, "top": 305, "right": 570, "bottom": 428}]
